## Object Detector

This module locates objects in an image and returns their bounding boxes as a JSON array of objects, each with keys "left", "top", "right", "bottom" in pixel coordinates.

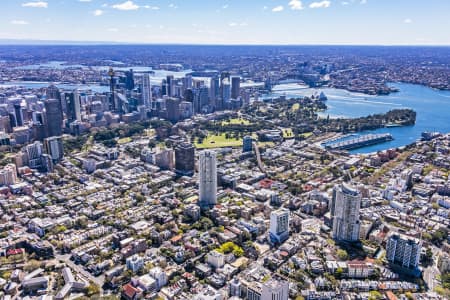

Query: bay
[{"left": 267, "top": 83, "right": 450, "bottom": 153}]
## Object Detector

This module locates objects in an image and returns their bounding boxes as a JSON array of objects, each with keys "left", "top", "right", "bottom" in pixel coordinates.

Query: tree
[
  {"left": 337, "top": 249, "right": 348, "bottom": 261},
  {"left": 368, "top": 291, "right": 383, "bottom": 300},
  {"left": 86, "top": 282, "right": 100, "bottom": 297}
]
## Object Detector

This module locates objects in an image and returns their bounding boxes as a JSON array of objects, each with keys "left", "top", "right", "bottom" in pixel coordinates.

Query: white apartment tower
[
  {"left": 261, "top": 279, "right": 289, "bottom": 300},
  {"left": 386, "top": 233, "right": 422, "bottom": 269},
  {"left": 331, "top": 183, "right": 361, "bottom": 242},
  {"left": 198, "top": 150, "right": 217, "bottom": 209},
  {"left": 269, "top": 208, "right": 290, "bottom": 244}
]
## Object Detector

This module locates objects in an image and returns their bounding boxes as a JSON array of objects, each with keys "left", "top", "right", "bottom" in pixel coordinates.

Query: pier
[{"left": 325, "top": 133, "right": 393, "bottom": 151}]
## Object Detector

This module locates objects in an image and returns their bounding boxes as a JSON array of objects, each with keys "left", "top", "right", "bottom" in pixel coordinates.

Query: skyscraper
[
  {"left": 194, "top": 86, "right": 209, "bottom": 114},
  {"left": 231, "top": 76, "right": 241, "bottom": 99},
  {"left": 46, "top": 85, "right": 61, "bottom": 101},
  {"left": 44, "top": 99, "right": 63, "bottom": 137},
  {"left": 166, "top": 98, "right": 180, "bottom": 123},
  {"left": 166, "top": 75, "right": 174, "bottom": 97},
  {"left": 269, "top": 208, "right": 290, "bottom": 244},
  {"left": 108, "top": 67, "right": 116, "bottom": 112},
  {"left": 198, "top": 150, "right": 217, "bottom": 209},
  {"left": 243, "top": 136, "right": 253, "bottom": 152},
  {"left": 221, "top": 78, "right": 231, "bottom": 107},
  {"left": 331, "top": 183, "right": 361, "bottom": 242},
  {"left": 210, "top": 76, "right": 220, "bottom": 108},
  {"left": 175, "top": 142, "right": 195, "bottom": 176},
  {"left": 386, "top": 233, "right": 422, "bottom": 270},
  {"left": 125, "top": 69, "right": 135, "bottom": 90},
  {"left": 141, "top": 74, "right": 152, "bottom": 110},
  {"left": 65, "top": 90, "right": 81, "bottom": 123},
  {"left": 44, "top": 136, "right": 64, "bottom": 163},
  {"left": 219, "top": 72, "right": 230, "bottom": 110},
  {"left": 14, "top": 104, "right": 23, "bottom": 127}
]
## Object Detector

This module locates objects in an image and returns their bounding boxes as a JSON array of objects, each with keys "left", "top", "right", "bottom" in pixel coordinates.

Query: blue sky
[{"left": 1, "top": 0, "right": 449, "bottom": 45}]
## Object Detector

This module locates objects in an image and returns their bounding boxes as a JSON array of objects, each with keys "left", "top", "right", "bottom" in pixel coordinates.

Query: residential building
[
  {"left": 269, "top": 208, "right": 290, "bottom": 244},
  {"left": 199, "top": 150, "right": 217, "bottom": 209},
  {"left": 331, "top": 183, "right": 361, "bottom": 242}
]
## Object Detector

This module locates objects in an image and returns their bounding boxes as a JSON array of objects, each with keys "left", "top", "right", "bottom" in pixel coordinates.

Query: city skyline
[{"left": 1, "top": 0, "right": 450, "bottom": 45}]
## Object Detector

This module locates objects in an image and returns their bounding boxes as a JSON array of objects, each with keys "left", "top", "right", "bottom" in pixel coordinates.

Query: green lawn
[
  {"left": 117, "top": 137, "right": 132, "bottom": 144},
  {"left": 195, "top": 133, "right": 243, "bottom": 149},
  {"left": 300, "top": 132, "right": 313, "bottom": 138},
  {"left": 221, "top": 118, "right": 251, "bottom": 126}
]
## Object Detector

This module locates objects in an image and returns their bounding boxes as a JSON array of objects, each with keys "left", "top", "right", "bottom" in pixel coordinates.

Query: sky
[{"left": 1, "top": 0, "right": 449, "bottom": 45}]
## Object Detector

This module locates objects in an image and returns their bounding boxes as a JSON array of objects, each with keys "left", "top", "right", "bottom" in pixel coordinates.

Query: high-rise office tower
[
  {"left": 194, "top": 86, "right": 209, "bottom": 114},
  {"left": 222, "top": 78, "right": 231, "bottom": 105},
  {"left": 182, "top": 75, "right": 193, "bottom": 92},
  {"left": 269, "top": 208, "right": 290, "bottom": 243},
  {"left": 44, "top": 136, "right": 64, "bottom": 163},
  {"left": 184, "top": 88, "right": 194, "bottom": 103},
  {"left": 231, "top": 76, "right": 241, "bottom": 99},
  {"left": 65, "top": 90, "right": 81, "bottom": 123},
  {"left": 141, "top": 74, "right": 152, "bottom": 110},
  {"left": 166, "top": 98, "right": 180, "bottom": 123},
  {"left": 175, "top": 142, "right": 195, "bottom": 176},
  {"left": 331, "top": 183, "right": 361, "bottom": 242},
  {"left": 243, "top": 136, "right": 253, "bottom": 152},
  {"left": 44, "top": 99, "right": 63, "bottom": 137},
  {"left": 46, "top": 85, "right": 61, "bottom": 101},
  {"left": 209, "top": 76, "right": 220, "bottom": 108},
  {"left": 14, "top": 104, "right": 23, "bottom": 127},
  {"left": 386, "top": 233, "right": 422, "bottom": 270},
  {"left": 198, "top": 150, "right": 217, "bottom": 209},
  {"left": 219, "top": 72, "right": 230, "bottom": 110},
  {"left": 108, "top": 67, "right": 116, "bottom": 112},
  {"left": 166, "top": 75, "right": 174, "bottom": 97},
  {"left": 125, "top": 69, "right": 135, "bottom": 90}
]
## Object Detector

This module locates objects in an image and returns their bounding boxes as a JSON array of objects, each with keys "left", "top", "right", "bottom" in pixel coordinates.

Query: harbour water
[
  {"left": 268, "top": 83, "right": 450, "bottom": 153},
  {"left": 1, "top": 68, "right": 449, "bottom": 153}
]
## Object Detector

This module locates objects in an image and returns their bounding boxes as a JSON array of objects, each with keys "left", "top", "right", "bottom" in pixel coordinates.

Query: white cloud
[
  {"left": 169, "top": 3, "right": 178, "bottom": 9},
  {"left": 404, "top": 18, "right": 413, "bottom": 24},
  {"left": 229, "top": 22, "right": 248, "bottom": 27},
  {"left": 112, "top": 1, "right": 139, "bottom": 11},
  {"left": 222, "top": 4, "right": 229, "bottom": 9},
  {"left": 93, "top": 9, "right": 104, "bottom": 16},
  {"left": 22, "top": 1, "right": 48, "bottom": 8},
  {"left": 360, "top": 0, "right": 367, "bottom": 4},
  {"left": 11, "top": 20, "right": 29, "bottom": 25},
  {"left": 79, "top": 0, "right": 92, "bottom": 2},
  {"left": 341, "top": 1, "right": 350, "bottom": 5},
  {"left": 309, "top": 1, "right": 331, "bottom": 8},
  {"left": 108, "top": 28, "right": 118, "bottom": 32},
  {"left": 143, "top": 5, "right": 159, "bottom": 10},
  {"left": 101, "top": 3, "right": 108, "bottom": 7},
  {"left": 289, "top": 0, "right": 303, "bottom": 10},
  {"left": 263, "top": 6, "right": 268, "bottom": 10},
  {"left": 272, "top": 5, "right": 284, "bottom": 12}
]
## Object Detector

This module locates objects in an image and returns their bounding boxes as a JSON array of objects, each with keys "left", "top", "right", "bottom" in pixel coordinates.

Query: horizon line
[{"left": 0, "top": 38, "right": 449, "bottom": 47}]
